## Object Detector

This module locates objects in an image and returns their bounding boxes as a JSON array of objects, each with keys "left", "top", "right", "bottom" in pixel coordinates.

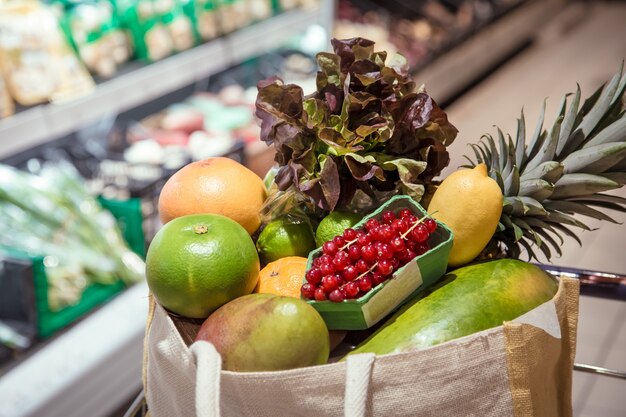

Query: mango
[{"left": 195, "top": 293, "right": 330, "bottom": 372}]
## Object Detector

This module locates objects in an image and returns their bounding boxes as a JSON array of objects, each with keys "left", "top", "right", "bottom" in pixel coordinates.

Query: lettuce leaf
[{"left": 255, "top": 37, "right": 458, "bottom": 212}]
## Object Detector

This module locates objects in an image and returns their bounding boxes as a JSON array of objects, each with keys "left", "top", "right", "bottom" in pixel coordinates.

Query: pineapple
[{"left": 463, "top": 65, "right": 626, "bottom": 261}]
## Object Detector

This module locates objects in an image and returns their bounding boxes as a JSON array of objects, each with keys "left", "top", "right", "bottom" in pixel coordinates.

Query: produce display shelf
[
  {"left": 0, "top": 4, "right": 331, "bottom": 160},
  {"left": 413, "top": 0, "right": 563, "bottom": 104}
]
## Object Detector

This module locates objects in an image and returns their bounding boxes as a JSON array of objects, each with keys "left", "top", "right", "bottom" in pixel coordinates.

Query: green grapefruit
[{"left": 145, "top": 214, "right": 260, "bottom": 318}]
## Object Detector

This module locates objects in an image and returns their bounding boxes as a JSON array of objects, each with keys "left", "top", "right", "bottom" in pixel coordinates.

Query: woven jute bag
[{"left": 143, "top": 277, "right": 579, "bottom": 417}]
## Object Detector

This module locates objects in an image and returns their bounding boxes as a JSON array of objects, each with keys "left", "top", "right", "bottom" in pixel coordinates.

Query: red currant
[
  {"left": 377, "top": 259, "right": 394, "bottom": 276},
  {"left": 411, "top": 224, "right": 429, "bottom": 243},
  {"left": 405, "top": 214, "right": 418, "bottom": 224},
  {"left": 382, "top": 210, "right": 396, "bottom": 224},
  {"left": 301, "top": 283, "right": 315, "bottom": 299},
  {"left": 347, "top": 244, "right": 361, "bottom": 260},
  {"left": 371, "top": 271, "right": 386, "bottom": 285},
  {"left": 333, "top": 235, "right": 346, "bottom": 247},
  {"left": 424, "top": 218, "right": 437, "bottom": 233},
  {"left": 344, "top": 281, "right": 360, "bottom": 299},
  {"left": 379, "top": 225, "right": 394, "bottom": 243},
  {"left": 319, "top": 254, "right": 333, "bottom": 264},
  {"left": 319, "top": 262, "right": 334, "bottom": 276},
  {"left": 361, "top": 244, "right": 377, "bottom": 261},
  {"left": 343, "top": 228, "right": 358, "bottom": 241},
  {"left": 369, "top": 226, "right": 382, "bottom": 241},
  {"left": 416, "top": 242, "right": 430, "bottom": 255},
  {"left": 323, "top": 241, "right": 338, "bottom": 255},
  {"left": 391, "top": 218, "right": 409, "bottom": 234},
  {"left": 329, "top": 288, "right": 346, "bottom": 303},
  {"left": 356, "top": 259, "right": 370, "bottom": 273},
  {"left": 391, "top": 257, "right": 400, "bottom": 270},
  {"left": 377, "top": 243, "right": 394, "bottom": 260},
  {"left": 343, "top": 265, "right": 358, "bottom": 281},
  {"left": 314, "top": 287, "right": 327, "bottom": 301},
  {"left": 306, "top": 267, "right": 323, "bottom": 285},
  {"left": 321, "top": 274, "right": 340, "bottom": 292},
  {"left": 390, "top": 236, "right": 405, "bottom": 252},
  {"left": 358, "top": 275, "right": 373, "bottom": 292},
  {"left": 398, "top": 208, "right": 413, "bottom": 219},
  {"left": 356, "top": 232, "right": 371, "bottom": 246},
  {"left": 365, "top": 218, "right": 379, "bottom": 231},
  {"left": 333, "top": 273, "right": 345, "bottom": 288},
  {"left": 333, "top": 251, "right": 350, "bottom": 270}
]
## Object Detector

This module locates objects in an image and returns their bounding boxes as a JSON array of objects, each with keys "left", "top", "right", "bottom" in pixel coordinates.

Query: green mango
[{"left": 347, "top": 259, "right": 558, "bottom": 356}]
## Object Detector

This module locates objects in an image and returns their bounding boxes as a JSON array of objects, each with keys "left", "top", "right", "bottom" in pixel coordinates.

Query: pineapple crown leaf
[{"left": 467, "top": 65, "right": 626, "bottom": 261}]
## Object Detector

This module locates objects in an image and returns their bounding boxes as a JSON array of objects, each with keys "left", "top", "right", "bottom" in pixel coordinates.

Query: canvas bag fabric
[{"left": 143, "top": 277, "right": 579, "bottom": 417}]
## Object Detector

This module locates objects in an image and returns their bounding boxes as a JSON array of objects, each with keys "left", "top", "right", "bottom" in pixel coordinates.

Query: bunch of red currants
[{"left": 301, "top": 208, "right": 438, "bottom": 303}]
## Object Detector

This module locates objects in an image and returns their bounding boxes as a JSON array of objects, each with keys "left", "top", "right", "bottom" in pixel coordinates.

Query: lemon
[
  {"left": 315, "top": 211, "right": 362, "bottom": 247},
  {"left": 428, "top": 163, "right": 503, "bottom": 267},
  {"left": 256, "top": 217, "right": 317, "bottom": 265},
  {"left": 145, "top": 214, "right": 260, "bottom": 318}
]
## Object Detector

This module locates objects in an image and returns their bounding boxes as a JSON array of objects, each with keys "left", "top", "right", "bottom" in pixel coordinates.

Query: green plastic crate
[
  {"left": 98, "top": 197, "right": 146, "bottom": 257},
  {"left": 304, "top": 195, "right": 453, "bottom": 331},
  {"left": 0, "top": 197, "right": 145, "bottom": 338}
]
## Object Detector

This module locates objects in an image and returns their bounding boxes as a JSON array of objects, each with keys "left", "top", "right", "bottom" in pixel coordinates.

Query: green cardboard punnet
[{"left": 303, "top": 195, "right": 454, "bottom": 330}]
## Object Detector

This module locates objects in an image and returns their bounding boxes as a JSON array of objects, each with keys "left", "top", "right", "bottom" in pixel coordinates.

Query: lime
[
  {"left": 315, "top": 211, "right": 362, "bottom": 247},
  {"left": 145, "top": 214, "right": 260, "bottom": 318},
  {"left": 256, "top": 217, "right": 316, "bottom": 265}
]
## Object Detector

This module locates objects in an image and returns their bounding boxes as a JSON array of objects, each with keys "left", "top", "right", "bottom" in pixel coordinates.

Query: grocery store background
[{"left": 0, "top": 0, "right": 624, "bottom": 416}]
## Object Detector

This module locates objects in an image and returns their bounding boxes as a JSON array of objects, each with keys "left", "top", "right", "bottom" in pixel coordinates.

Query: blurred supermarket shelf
[
  {"left": 0, "top": 283, "right": 149, "bottom": 417},
  {"left": 413, "top": 0, "right": 563, "bottom": 104},
  {"left": 0, "top": 4, "right": 331, "bottom": 160}
]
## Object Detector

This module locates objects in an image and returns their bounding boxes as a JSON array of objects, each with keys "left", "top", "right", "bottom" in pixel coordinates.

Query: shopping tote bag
[{"left": 143, "top": 276, "right": 579, "bottom": 417}]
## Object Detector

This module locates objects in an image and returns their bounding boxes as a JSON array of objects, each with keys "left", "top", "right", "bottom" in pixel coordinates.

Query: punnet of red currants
[{"left": 301, "top": 208, "right": 438, "bottom": 303}]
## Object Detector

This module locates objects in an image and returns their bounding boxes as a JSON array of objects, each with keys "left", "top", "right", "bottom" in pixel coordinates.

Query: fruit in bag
[
  {"left": 428, "top": 163, "right": 503, "bottom": 267},
  {"left": 196, "top": 293, "right": 330, "bottom": 372},
  {"left": 158, "top": 157, "right": 266, "bottom": 235},
  {"left": 348, "top": 259, "right": 558, "bottom": 356},
  {"left": 145, "top": 214, "right": 260, "bottom": 318}
]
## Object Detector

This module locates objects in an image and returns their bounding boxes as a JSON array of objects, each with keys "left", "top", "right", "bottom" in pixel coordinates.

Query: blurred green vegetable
[{"left": 0, "top": 161, "right": 144, "bottom": 311}]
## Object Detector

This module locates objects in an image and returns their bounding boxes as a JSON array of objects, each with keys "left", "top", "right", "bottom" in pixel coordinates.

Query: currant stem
[
  {"left": 340, "top": 238, "right": 358, "bottom": 251},
  {"left": 355, "top": 262, "right": 378, "bottom": 282},
  {"left": 400, "top": 210, "right": 439, "bottom": 240}
]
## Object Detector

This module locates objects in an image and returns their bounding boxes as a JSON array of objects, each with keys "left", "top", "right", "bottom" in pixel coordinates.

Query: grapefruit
[
  {"left": 145, "top": 214, "right": 260, "bottom": 318},
  {"left": 158, "top": 157, "right": 267, "bottom": 234}
]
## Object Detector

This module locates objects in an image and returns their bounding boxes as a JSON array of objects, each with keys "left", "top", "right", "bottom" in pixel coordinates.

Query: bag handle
[
  {"left": 344, "top": 353, "right": 376, "bottom": 417},
  {"left": 191, "top": 342, "right": 222, "bottom": 417},
  {"left": 191, "top": 341, "right": 376, "bottom": 417}
]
